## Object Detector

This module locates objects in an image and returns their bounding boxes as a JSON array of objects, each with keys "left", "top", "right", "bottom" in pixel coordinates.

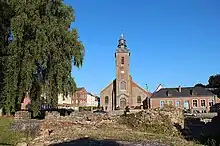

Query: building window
[
  {"left": 160, "top": 100, "right": 165, "bottom": 107},
  {"left": 120, "top": 80, "right": 126, "bottom": 90},
  {"left": 184, "top": 100, "right": 189, "bottom": 109},
  {"left": 137, "top": 96, "right": 141, "bottom": 103},
  {"left": 168, "top": 100, "right": 173, "bottom": 105},
  {"left": 176, "top": 100, "right": 180, "bottom": 107},
  {"left": 105, "top": 96, "right": 109, "bottom": 104},
  {"left": 192, "top": 100, "right": 198, "bottom": 107},
  {"left": 209, "top": 99, "right": 214, "bottom": 107},
  {"left": 201, "top": 99, "right": 206, "bottom": 107},
  {"left": 121, "top": 57, "right": 124, "bottom": 65}
]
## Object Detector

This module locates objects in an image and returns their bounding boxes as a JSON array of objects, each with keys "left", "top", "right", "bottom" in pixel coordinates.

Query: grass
[{"left": 0, "top": 117, "right": 25, "bottom": 145}]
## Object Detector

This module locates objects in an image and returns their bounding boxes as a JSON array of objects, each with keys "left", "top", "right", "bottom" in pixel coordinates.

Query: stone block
[{"left": 14, "top": 111, "right": 31, "bottom": 120}]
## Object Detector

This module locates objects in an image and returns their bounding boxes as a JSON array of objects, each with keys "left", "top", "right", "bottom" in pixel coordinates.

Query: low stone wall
[
  {"left": 14, "top": 111, "right": 31, "bottom": 120},
  {"left": 44, "top": 111, "right": 111, "bottom": 122}
]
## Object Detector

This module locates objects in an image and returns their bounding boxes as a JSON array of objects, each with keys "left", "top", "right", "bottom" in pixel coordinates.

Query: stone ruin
[
  {"left": 14, "top": 111, "right": 31, "bottom": 120},
  {"left": 117, "top": 105, "right": 185, "bottom": 136},
  {"left": 11, "top": 105, "right": 185, "bottom": 142},
  {"left": 44, "top": 110, "right": 111, "bottom": 123}
]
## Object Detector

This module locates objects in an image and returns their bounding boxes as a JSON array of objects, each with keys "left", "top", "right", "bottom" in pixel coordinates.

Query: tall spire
[{"left": 118, "top": 34, "right": 127, "bottom": 48}]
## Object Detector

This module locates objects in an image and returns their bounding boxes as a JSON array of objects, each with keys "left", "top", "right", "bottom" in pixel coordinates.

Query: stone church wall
[
  {"left": 100, "top": 82, "right": 113, "bottom": 111},
  {"left": 131, "top": 86, "right": 150, "bottom": 108}
]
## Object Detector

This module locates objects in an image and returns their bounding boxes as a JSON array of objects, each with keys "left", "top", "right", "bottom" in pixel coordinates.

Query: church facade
[{"left": 100, "top": 35, "right": 152, "bottom": 111}]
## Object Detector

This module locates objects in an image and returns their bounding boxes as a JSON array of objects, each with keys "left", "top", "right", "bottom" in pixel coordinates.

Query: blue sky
[{"left": 65, "top": 0, "right": 220, "bottom": 94}]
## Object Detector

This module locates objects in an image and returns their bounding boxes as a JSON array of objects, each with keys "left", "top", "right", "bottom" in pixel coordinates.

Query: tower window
[
  {"left": 121, "top": 57, "right": 124, "bottom": 65},
  {"left": 120, "top": 80, "right": 126, "bottom": 90}
]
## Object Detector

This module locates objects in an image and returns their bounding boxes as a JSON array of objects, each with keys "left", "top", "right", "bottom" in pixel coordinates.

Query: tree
[
  {"left": 207, "top": 74, "right": 220, "bottom": 98},
  {"left": 194, "top": 83, "right": 206, "bottom": 88},
  {"left": 0, "top": 0, "right": 13, "bottom": 109},
  {"left": 2, "top": 0, "right": 84, "bottom": 116},
  {"left": 208, "top": 74, "right": 220, "bottom": 88}
]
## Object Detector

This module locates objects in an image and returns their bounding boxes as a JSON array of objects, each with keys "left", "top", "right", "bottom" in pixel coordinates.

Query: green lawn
[{"left": 0, "top": 117, "right": 25, "bottom": 145}]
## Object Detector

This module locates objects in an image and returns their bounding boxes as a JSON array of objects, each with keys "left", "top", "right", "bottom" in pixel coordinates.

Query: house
[
  {"left": 57, "top": 87, "right": 99, "bottom": 110},
  {"left": 57, "top": 94, "right": 73, "bottom": 109},
  {"left": 150, "top": 86, "right": 220, "bottom": 112},
  {"left": 72, "top": 87, "right": 99, "bottom": 108},
  {"left": 86, "top": 92, "right": 99, "bottom": 107},
  {"left": 72, "top": 87, "right": 87, "bottom": 107},
  {"left": 100, "top": 34, "right": 152, "bottom": 111}
]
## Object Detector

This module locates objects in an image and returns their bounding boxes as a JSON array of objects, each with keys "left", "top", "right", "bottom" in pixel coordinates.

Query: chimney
[{"left": 178, "top": 86, "right": 181, "bottom": 92}]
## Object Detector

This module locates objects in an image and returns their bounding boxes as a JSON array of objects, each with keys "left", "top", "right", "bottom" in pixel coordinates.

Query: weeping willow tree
[
  {"left": 2, "top": 0, "right": 84, "bottom": 116},
  {"left": 0, "top": 0, "right": 13, "bottom": 110}
]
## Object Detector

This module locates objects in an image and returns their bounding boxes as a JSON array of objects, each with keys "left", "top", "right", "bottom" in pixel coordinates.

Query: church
[{"left": 100, "top": 35, "right": 152, "bottom": 111}]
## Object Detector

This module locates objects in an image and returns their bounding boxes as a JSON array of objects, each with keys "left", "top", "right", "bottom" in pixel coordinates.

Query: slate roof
[{"left": 151, "top": 86, "right": 215, "bottom": 98}]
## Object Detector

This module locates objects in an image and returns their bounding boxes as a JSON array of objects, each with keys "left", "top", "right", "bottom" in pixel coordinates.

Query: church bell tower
[{"left": 115, "top": 34, "right": 131, "bottom": 109}]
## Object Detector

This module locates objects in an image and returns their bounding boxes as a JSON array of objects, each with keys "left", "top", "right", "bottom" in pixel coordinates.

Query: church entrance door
[{"left": 120, "top": 98, "right": 126, "bottom": 109}]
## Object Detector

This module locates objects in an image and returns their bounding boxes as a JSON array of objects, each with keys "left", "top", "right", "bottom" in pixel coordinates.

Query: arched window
[
  {"left": 105, "top": 96, "right": 109, "bottom": 104},
  {"left": 120, "top": 80, "right": 126, "bottom": 90},
  {"left": 137, "top": 96, "right": 142, "bottom": 103}
]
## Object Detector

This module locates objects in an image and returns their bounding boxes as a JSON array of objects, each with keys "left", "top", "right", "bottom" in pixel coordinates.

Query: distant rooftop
[{"left": 151, "top": 86, "right": 215, "bottom": 98}]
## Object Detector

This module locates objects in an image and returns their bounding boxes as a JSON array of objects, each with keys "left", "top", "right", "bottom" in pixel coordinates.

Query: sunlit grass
[{"left": 0, "top": 117, "right": 25, "bottom": 145}]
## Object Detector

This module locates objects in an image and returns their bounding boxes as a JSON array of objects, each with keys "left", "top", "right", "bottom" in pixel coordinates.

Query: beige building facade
[{"left": 100, "top": 35, "right": 151, "bottom": 111}]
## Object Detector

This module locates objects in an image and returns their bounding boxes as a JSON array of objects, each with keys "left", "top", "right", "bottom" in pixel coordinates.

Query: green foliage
[
  {"left": 194, "top": 83, "right": 206, "bottom": 88},
  {"left": 207, "top": 74, "right": 220, "bottom": 98},
  {"left": 208, "top": 74, "right": 220, "bottom": 88},
  {"left": 0, "top": 0, "right": 13, "bottom": 109},
  {"left": 2, "top": 0, "right": 84, "bottom": 116},
  {"left": 195, "top": 74, "right": 220, "bottom": 98}
]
